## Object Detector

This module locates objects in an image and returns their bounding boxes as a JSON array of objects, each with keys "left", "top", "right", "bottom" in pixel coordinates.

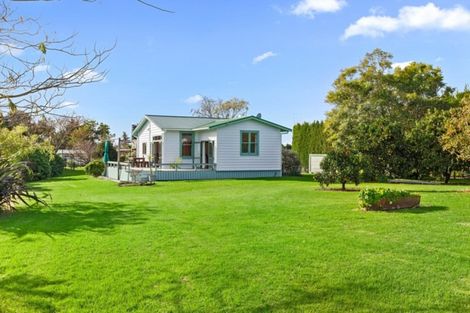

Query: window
[
  {"left": 142, "top": 142, "right": 147, "bottom": 155},
  {"left": 181, "top": 132, "right": 193, "bottom": 158},
  {"left": 240, "top": 131, "right": 259, "bottom": 156}
]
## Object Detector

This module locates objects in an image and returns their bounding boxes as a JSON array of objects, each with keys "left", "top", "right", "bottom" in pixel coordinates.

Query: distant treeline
[{"left": 292, "top": 121, "right": 329, "bottom": 169}]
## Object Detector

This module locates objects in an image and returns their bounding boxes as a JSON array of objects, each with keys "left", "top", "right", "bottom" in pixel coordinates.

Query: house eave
[
  {"left": 206, "top": 116, "right": 291, "bottom": 132},
  {"left": 132, "top": 117, "right": 150, "bottom": 137}
]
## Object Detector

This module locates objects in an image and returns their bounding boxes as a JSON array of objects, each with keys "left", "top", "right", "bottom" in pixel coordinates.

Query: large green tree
[
  {"left": 442, "top": 95, "right": 470, "bottom": 162},
  {"left": 407, "top": 109, "right": 461, "bottom": 183},
  {"left": 325, "top": 49, "right": 456, "bottom": 179}
]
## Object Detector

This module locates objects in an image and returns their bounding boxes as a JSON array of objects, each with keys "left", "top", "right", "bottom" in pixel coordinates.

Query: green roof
[
  {"left": 132, "top": 114, "right": 291, "bottom": 136},
  {"left": 193, "top": 116, "right": 291, "bottom": 132},
  {"left": 146, "top": 115, "right": 226, "bottom": 130}
]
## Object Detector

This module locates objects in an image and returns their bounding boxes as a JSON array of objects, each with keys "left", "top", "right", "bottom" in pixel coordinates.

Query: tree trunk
[
  {"left": 341, "top": 181, "right": 346, "bottom": 191},
  {"left": 444, "top": 171, "right": 451, "bottom": 184}
]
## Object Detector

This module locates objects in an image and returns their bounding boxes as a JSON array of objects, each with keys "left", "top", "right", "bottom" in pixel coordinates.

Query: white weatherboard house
[{"left": 106, "top": 114, "right": 291, "bottom": 181}]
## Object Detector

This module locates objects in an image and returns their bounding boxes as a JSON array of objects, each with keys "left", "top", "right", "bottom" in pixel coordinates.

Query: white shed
[{"left": 309, "top": 154, "right": 326, "bottom": 173}]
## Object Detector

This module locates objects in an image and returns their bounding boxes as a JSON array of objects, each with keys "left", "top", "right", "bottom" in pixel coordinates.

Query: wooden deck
[{"left": 105, "top": 162, "right": 281, "bottom": 181}]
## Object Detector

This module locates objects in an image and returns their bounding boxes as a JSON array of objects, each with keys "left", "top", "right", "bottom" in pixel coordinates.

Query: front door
[
  {"left": 200, "top": 141, "right": 214, "bottom": 167},
  {"left": 153, "top": 141, "right": 162, "bottom": 164}
]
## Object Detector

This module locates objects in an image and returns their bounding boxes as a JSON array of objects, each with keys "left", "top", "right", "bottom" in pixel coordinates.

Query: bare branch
[
  {"left": 135, "top": 0, "right": 174, "bottom": 13},
  {"left": 11, "top": 0, "right": 175, "bottom": 13},
  {"left": 0, "top": 3, "right": 113, "bottom": 116}
]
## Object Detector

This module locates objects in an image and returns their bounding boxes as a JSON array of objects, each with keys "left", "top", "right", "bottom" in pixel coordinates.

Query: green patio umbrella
[{"left": 103, "top": 141, "right": 110, "bottom": 164}]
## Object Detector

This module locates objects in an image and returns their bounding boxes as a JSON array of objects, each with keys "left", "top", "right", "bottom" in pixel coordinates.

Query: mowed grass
[{"left": 0, "top": 171, "right": 469, "bottom": 313}]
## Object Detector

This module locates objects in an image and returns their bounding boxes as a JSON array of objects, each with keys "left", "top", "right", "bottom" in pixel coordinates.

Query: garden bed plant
[{"left": 359, "top": 188, "right": 421, "bottom": 211}]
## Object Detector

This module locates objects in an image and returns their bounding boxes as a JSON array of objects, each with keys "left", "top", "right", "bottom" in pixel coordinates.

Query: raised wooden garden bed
[
  {"left": 359, "top": 188, "right": 421, "bottom": 211},
  {"left": 365, "top": 195, "right": 421, "bottom": 211}
]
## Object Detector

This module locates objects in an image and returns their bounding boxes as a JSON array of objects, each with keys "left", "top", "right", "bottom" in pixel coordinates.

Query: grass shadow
[
  {"left": 61, "top": 169, "right": 85, "bottom": 177},
  {"left": 251, "top": 280, "right": 460, "bottom": 312},
  {"left": 0, "top": 202, "right": 148, "bottom": 238},
  {"left": 0, "top": 272, "right": 69, "bottom": 312},
  {"left": 43, "top": 169, "right": 88, "bottom": 183},
  {"left": 405, "top": 190, "right": 463, "bottom": 194},
  {"left": 28, "top": 184, "right": 52, "bottom": 193},
  {"left": 249, "top": 174, "right": 314, "bottom": 183},
  {"left": 393, "top": 205, "right": 448, "bottom": 214}
]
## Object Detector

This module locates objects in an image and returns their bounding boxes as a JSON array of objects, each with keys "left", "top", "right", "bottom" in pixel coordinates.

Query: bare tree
[
  {"left": 12, "top": 0, "right": 175, "bottom": 13},
  {"left": 0, "top": 3, "right": 112, "bottom": 116},
  {"left": 191, "top": 96, "right": 249, "bottom": 119}
]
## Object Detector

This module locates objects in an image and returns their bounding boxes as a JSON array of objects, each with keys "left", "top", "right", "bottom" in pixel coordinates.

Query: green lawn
[{"left": 0, "top": 171, "right": 469, "bottom": 313}]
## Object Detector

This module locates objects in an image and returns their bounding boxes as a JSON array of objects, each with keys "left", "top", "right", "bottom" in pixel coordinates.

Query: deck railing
[{"left": 106, "top": 161, "right": 216, "bottom": 171}]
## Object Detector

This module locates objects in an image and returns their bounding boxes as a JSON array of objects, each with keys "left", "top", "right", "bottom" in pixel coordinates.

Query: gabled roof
[
  {"left": 132, "top": 114, "right": 291, "bottom": 137},
  {"left": 132, "top": 115, "right": 226, "bottom": 136},
  {"left": 146, "top": 115, "right": 226, "bottom": 131},
  {"left": 193, "top": 115, "right": 291, "bottom": 132}
]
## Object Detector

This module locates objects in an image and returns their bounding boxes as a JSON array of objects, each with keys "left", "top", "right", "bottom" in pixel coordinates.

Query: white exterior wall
[
  {"left": 160, "top": 130, "right": 218, "bottom": 165},
  {"left": 135, "top": 120, "right": 163, "bottom": 161},
  {"left": 161, "top": 131, "right": 184, "bottom": 164},
  {"left": 216, "top": 120, "right": 282, "bottom": 171}
]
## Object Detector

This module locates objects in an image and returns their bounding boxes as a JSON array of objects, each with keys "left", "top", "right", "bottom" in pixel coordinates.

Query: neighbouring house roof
[{"left": 132, "top": 114, "right": 291, "bottom": 137}]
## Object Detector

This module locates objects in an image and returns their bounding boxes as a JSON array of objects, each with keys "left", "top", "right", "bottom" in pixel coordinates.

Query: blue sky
[{"left": 13, "top": 0, "right": 470, "bottom": 143}]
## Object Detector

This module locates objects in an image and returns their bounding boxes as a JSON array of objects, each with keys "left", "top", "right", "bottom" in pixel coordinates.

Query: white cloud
[
  {"left": 252, "top": 51, "right": 277, "bottom": 64},
  {"left": 63, "top": 69, "right": 106, "bottom": 83},
  {"left": 184, "top": 94, "right": 203, "bottom": 104},
  {"left": 0, "top": 44, "right": 23, "bottom": 57},
  {"left": 391, "top": 61, "right": 414, "bottom": 69},
  {"left": 292, "top": 0, "right": 346, "bottom": 17},
  {"left": 58, "top": 101, "right": 79, "bottom": 109},
  {"left": 33, "top": 64, "right": 50, "bottom": 73},
  {"left": 80, "top": 69, "right": 106, "bottom": 82},
  {"left": 343, "top": 3, "right": 470, "bottom": 39},
  {"left": 369, "top": 6, "right": 385, "bottom": 16}
]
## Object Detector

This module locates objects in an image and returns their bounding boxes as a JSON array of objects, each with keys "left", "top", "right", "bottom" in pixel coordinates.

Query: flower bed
[{"left": 359, "top": 188, "right": 421, "bottom": 211}]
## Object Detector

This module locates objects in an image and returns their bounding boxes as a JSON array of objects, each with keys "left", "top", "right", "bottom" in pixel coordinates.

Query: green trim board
[{"left": 240, "top": 130, "right": 259, "bottom": 156}]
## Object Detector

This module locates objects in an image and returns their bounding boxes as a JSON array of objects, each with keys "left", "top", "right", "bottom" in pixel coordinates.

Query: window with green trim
[
  {"left": 181, "top": 132, "right": 193, "bottom": 158},
  {"left": 240, "top": 131, "right": 259, "bottom": 156}
]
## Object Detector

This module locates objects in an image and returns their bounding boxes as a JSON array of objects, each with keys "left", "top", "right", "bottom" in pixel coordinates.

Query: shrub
[
  {"left": 316, "top": 150, "right": 362, "bottom": 190},
  {"left": 67, "top": 159, "right": 77, "bottom": 170},
  {"left": 282, "top": 149, "right": 301, "bottom": 176},
  {"left": 50, "top": 154, "right": 66, "bottom": 177},
  {"left": 23, "top": 148, "right": 52, "bottom": 181},
  {"left": 313, "top": 171, "right": 336, "bottom": 188},
  {"left": 359, "top": 188, "right": 412, "bottom": 209},
  {"left": 0, "top": 159, "right": 47, "bottom": 212},
  {"left": 85, "top": 159, "right": 105, "bottom": 177},
  {"left": 0, "top": 126, "right": 54, "bottom": 162},
  {"left": 170, "top": 157, "right": 182, "bottom": 169}
]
